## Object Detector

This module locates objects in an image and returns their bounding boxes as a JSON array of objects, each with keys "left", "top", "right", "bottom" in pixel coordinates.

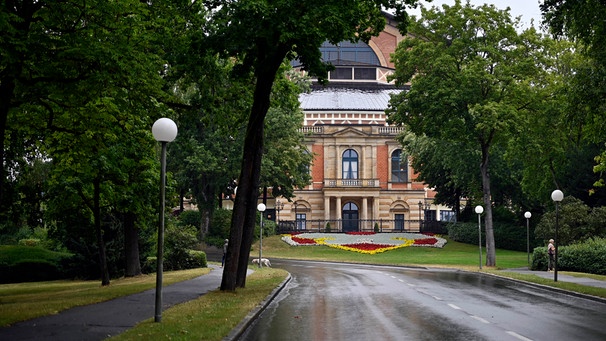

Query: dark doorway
[{"left": 342, "top": 202, "right": 359, "bottom": 232}]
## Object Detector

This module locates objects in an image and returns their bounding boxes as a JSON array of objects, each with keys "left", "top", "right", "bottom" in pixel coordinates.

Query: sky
[{"left": 410, "top": 0, "right": 543, "bottom": 29}]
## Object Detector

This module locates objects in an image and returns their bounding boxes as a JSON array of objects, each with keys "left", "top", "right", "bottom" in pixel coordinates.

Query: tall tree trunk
[
  {"left": 0, "top": 77, "right": 16, "bottom": 213},
  {"left": 93, "top": 177, "right": 111, "bottom": 286},
  {"left": 123, "top": 212, "right": 141, "bottom": 277},
  {"left": 480, "top": 142, "right": 496, "bottom": 266},
  {"left": 221, "top": 46, "right": 287, "bottom": 291}
]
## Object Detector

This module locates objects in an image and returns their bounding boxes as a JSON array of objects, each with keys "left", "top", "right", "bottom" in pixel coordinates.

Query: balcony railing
[{"left": 325, "top": 178, "right": 379, "bottom": 188}]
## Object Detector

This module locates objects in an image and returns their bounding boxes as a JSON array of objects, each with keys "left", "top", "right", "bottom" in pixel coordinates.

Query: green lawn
[{"left": 258, "top": 234, "right": 529, "bottom": 270}]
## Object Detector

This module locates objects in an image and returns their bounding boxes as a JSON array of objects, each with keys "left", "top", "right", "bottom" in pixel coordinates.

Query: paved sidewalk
[
  {"left": 0, "top": 265, "right": 225, "bottom": 341},
  {"left": 502, "top": 267, "right": 606, "bottom": 289}
]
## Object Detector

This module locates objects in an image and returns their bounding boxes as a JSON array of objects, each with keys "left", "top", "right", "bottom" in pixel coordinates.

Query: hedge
[
  {"left": 531, "top": 237, "right": 606, "bottom": 275},
  {"left": 0, "top": 245, "right": 73, "bottom": 283}
]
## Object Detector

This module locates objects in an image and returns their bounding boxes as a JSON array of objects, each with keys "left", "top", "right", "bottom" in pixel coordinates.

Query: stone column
[
  {"left": 362, "top": 197, "right": 368, "bottom": 230},
  {"left": 336, "top": 196, "right": 342, "bottom": 231}
]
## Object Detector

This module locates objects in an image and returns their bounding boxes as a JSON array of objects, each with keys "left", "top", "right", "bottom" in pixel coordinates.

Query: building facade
[{"left": 273, "top": 14, "right": 453, "bottom": 233}]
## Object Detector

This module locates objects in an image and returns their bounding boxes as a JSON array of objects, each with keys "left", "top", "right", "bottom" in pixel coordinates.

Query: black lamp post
[
  {"left": 418, "top": 201, "right": 423, "bottom": 231},
  {"left": 257, "top": 203, "right": 266, "bottom": 268},
  {"left": 551, "top": 189, "right": 563, "bottom": 282},
  {"left": 276, "top": 199, "right": 283, "bottom": 223},
  {"left": 294, "top": 202, "right": 299, "bottom": 230},
  {"left": 524, "top": 211, "right": 531, "bottom": 269},
  {"left": 424, "top": 200, "right": 431, "bottom": 229},
  {"left": 475, "top": 205, "right": 484, "bottom": 270},
  {"left": 152, "top": 118, "right": 178, "bottom": 323}
]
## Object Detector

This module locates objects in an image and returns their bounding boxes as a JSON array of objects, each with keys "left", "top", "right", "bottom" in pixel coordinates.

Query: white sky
[{"left": 410, "top": 0, "right": 543, "bottom": 29}]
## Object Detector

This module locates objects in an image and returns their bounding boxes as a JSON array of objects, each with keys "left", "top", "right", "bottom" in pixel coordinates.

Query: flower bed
[{"left": 281, "top": 232, "right": 447, "bottom": 254}]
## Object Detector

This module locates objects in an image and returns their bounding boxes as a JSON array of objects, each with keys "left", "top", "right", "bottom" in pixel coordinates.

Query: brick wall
[
  {"left": 312, "top": 144, "right": 324, "bottom": 189},
  {"left": 376, "top": 144, "right": 388, "bottom": 189}
]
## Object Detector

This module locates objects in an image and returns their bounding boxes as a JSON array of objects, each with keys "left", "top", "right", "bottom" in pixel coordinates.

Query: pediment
[{"left": 331, "top": 126, "right": 369, "bottom": 137}]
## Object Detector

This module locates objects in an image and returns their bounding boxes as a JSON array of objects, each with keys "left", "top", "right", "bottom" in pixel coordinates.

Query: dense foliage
[
  {"left": 532, "top": 238, "right": 606, "bottom": 275},
  {"left": 447, "top": 221, "right": 537, "bottom": 252},
  {"left": 0, "top": 245, "right": 73, "bottom": 283},
  {"left": 387, "top": 1, "right": 556, "bottom": 266}
]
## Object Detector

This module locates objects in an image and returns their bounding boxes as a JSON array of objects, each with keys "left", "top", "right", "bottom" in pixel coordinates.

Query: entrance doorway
[{"left": 342, "top": 202, "right": 359, "bottom": 232}]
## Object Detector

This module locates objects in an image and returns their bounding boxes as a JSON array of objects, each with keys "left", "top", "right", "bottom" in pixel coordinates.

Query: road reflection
[{"left": 239, "top": 260, "right": 606, "bottom": 341}]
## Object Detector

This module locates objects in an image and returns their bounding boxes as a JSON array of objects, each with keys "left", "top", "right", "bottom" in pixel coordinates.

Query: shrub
[
  {"left": 325, "top": 222, "right": 331, "bottom": 233},
  {"left": 18, "top": 239, "right": 41, "bottom": 247},
  {"left": 187, "top": 250, "right": 207, "bottom": 268},
  {"left": 178, "top": 210, "right": 202, "bottom": 229},
  {"left": 531, "top": 238, "right": 606, "bottom": 275},
  {"left": 0, "top": 245, "right": 73, "bottom": 283},
  {"left": 142, "top": 251, "right": 207, "bottom": 274},
  {"left": 531, "top": 247, "right": 548, "bottom": 271},
  {"left": 447, "top": 222, "right": 479, "bottom": 245},
  {"left": 493, "top": 222, "right": 527, "bottom": 252},
  {"left": 253, "top": 217, "right": 276, "bottom": 243},
  {"left": 142, "top": 257, "right": 157, "bottom": 274},
  {"left": 558, "top": 237, "right": 606, "bottom": 275},
  {"left": 535, "top": 196, "right": 603, "bottom": 246},
  {"left": 448, "top": 221, "right": 534, "bottom": 251},
  {"left": 205, "top": 209, "right": 232, "bottom": 248},
  {"left": 164, "top": 223, "right": 199, "bottom": 271}
]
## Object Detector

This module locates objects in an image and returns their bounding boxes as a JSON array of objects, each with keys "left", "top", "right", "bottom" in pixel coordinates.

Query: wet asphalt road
[{"left": 239, "top": 259, "right": 606, "bottom": 341}]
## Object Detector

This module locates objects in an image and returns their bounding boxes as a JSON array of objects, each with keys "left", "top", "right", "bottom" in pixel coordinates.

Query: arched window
[
  {"left": 391, "top": 149, "right": 408, "bottom": 183},
  {"left": 342, "top": 149, "right": 358, "bottom": 179},
  {"left": 320, "top": 41, "right": 380, "bottom": 66}
]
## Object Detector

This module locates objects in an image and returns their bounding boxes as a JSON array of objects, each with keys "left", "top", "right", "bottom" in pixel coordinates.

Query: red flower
[
  {"left": 342, "top": 243, "right": 392, "bottom": 251},
  {"left": 291, "top": 236, "right": 317, "bottom": 245},
  {"left": 413, "top": 238, "right": 438, "bottom": 245}
]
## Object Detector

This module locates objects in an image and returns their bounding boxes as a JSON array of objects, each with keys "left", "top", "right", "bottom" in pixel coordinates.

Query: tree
[
  {"left": 2, "top": 0, "right": 181, "bottom": 284},
  {"left": 541, "top": 0, "right": 606, "bottom": 192},
  {"left": 167, "top": 55, "right": 252, "bottom": 241},
  {"left": 204, "top": 0, "right": 419, "bottom": 290},
  {"left": 387, "top": 1, "right": 550, "bottom": 266},
  {"left": 535, "top": 196, "right": 604, "bottom": 246},
  {"left": 397, "top": 133, "right": 478, "bottom": 221},
  {"left": 260, "top": 67, "right": 314, "bottom": 199}
]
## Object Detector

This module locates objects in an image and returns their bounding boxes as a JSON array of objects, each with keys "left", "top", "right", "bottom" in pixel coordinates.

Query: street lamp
[
  {"left": 475, "top": 205, "right": 484, "bottom": 269},
  {"left": 276, "top": 199, "right": 284, "bottom": 223},
  {"left": 418, "top": 201, "right": 423, "bottom": 231},
  {"left": 294, "top": 202, "right": 299, "bottom": 230},
  {"left": 257, "top": 203, "right": 266, "bottom": 268},
  {"left": 152, "top": 118, "right": 178, "bottom": 323},
  {"left": 424, "top": 200, "right": 431, "bottom": 230},
  {"left": 551, "top": 189, "right": 564, "bottom": 282},
  {"left": 524, "top": 211, "right": 532, "bottom": 269}
]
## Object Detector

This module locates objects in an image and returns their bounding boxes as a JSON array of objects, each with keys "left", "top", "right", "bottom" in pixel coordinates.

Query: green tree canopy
[
  {"left": 203, "top": 0, "right": 419, "bottom": 290},
  {"left": 387, "top": 0, "right": 552, "bottom": 266},
  {"left": 541, "top": 1, "right": 606, "bottom": 193}
]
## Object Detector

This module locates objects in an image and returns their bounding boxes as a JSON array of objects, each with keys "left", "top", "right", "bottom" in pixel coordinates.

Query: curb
[
  {"left": 483, "top": 271, "right": 606, "bottom": 304},
  {"left": 223, "top": 272, "right": 292, "bottom": 341}
]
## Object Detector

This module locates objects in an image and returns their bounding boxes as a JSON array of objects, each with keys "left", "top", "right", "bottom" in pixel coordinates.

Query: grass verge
[
  {"left": 0, "top": 268, "right": 209, "bottom": 327},
  {"left": 487, "top": 270, "right": 606, "bottom": 299},
  {"left": 109, "top": 267, "right": 288, "bottom": 341}
]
